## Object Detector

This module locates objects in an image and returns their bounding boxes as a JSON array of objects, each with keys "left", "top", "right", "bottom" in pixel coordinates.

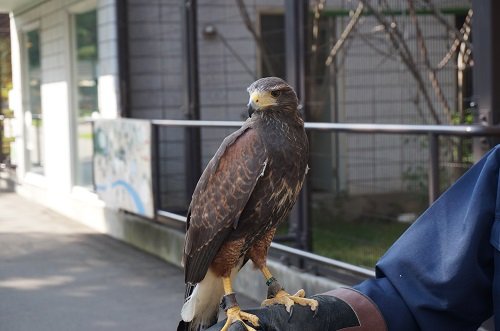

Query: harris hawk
[{"left": 178, "top": 77, "right": 317, "bottom": 331}]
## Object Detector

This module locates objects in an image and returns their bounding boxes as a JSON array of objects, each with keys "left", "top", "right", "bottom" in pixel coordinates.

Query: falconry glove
[{"left": 206, "top": 287, "right": 387, "bottom": 331}]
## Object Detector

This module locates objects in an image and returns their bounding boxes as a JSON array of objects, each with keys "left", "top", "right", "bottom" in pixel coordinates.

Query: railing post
[
  {"left": 151, "top": 124, "right": 161, "bottom": 214},
  {"left": 91, "top": 120, "right": 96, "bottom": 192},
  {"left": 285, "top": 0, "right": 311, "bottom": 251},
  {"left": 116, "top": 0, "right": 131, "bottom": 118},
  {"left": 428, "top": 133, "right": 440, "bottom": 204},
  {"left": 472, "top": 0, "right": 500, "bottom": 160},
  {"left": 182, "top": 0, "right": 202, "bottom": 200}
]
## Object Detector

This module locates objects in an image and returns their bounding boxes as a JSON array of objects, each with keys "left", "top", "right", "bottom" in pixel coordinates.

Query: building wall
[
  {"left": 196, "top": 0, "right": 283, "bottom": 159},
  {"left": 10, "top": 0, "right": 119, "bottom": 195},
  {"left": 126, "top": 0, "right": 285, "bottom": 211},
  {"left": 126, "top": 0, "right": 183, "bottom": 121},
  {"left": 9, "top": 0, "right": 471, "bottom": 208},
  {"left": 125, "top": 0, "right": 186, "bottom": 210},
  {"left": 124, "top": 0, "right": 470, "bottom": 210}
]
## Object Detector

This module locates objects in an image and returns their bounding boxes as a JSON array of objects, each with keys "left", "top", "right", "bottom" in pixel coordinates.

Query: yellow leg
[
  {"left": 220, "top": 277, "right": 259, "bottom": 331},
  {"left": 260, "top": 266, "right": 319, "bottom": 313},
  {"left": 223, "top": 277, "right": 233, "bottom": 293},
  {"left": 261, "top": 266, "right": 273, "bottom": 280}
]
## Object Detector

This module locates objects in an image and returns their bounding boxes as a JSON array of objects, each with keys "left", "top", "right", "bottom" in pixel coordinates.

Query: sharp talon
[
  {"left": 240, "top": 311, "right": 259, "bottom": 327},
  {"left": 288, "top": 304, "right": 294, "bottom": 322},
  {"left": 221, "top": 306, "right": 259, "bottom": 331},
  {"left": 261, "top": 289, "right": 318, "bottom": 312},
  {"left": 294, "top": 289, "right": 305, "bottom": 298},
  {"left": 313, "top": 305, "right": 319, "bottom": 318}
]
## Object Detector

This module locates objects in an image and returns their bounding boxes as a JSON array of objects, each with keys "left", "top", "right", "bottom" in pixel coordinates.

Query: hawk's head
[{"left": 246, "top": 77, "right": 299, "bottom": 117}]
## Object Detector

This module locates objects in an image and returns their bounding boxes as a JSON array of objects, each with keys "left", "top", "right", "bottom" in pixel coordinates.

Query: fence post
[
  {"left": 151, "top": 124, "right": 161, "bottom": 214},
  {"left": 116, "top": 0, "right": 130, "bottom": 118},
  {"left": 428, "top": 133, "right": 440, "bottom": 204},
  {"left": 182, "top": 0, "right": 202, "bottom": 200},
  {"left": 285, "top": 0, "right": 311, "bottom": 251},
  {"left": 472, "top": 0, "right": 500, "bottom": 160}
]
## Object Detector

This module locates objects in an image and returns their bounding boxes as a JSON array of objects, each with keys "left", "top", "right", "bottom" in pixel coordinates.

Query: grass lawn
[{"left": 311, "top": 218, "right": 410, "bottom": 268}]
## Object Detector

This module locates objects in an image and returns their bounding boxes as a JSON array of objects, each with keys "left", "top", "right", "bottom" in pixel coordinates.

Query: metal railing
[
  {"left": 152, "top": 119, "right": 500, "bottom": 204},
  {"left": 157, "top": 209, "right": 376, "bottom": 285},
  {"left": 152, "top": 119, "right": 500, "bottom": 283}
]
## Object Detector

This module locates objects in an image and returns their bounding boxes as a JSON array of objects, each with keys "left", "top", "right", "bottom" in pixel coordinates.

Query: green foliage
[
  {"left": 0, "top": 37, "right": 12, "bottom": 115},
  {"left": 77, "top": 45, "right": 98, "bottom": 60},
  {"left": 312, "top": 217, "right": 409, "bottom": 268},
  {"left": 1, "top": 136, "right": 14, "bottom": 161},
  {"left": 26, "top": 30, "right": 40, "bottom": 68},
  {"left": 0, "top": 33, "right": 13, "bottom": 161},
  {"left": 2, "top": 108, "right": 13, "bottom": 117},
  {"left": 400, "top": 136, "right": 428, "bottom": 194},
  {"left": 75, "top": 10, "right": 98, "bottom": 61},
  {"left": 277, "top": 206, "right": 412, "bottom": 268},
  {"left": 451, "top": 107, "right": 474, "bottom": 125},
  {"left": 402, "top": 164, "right": 427, "bottom": 193},
  {"left": 31, "top": 118, "right": 42, "bottom": 128},
  {"left": 0, "top": 81, "right": 12, "bottom": 102},
  {"left": 79, "top": 132, "right": 93, "bottom": 140}
]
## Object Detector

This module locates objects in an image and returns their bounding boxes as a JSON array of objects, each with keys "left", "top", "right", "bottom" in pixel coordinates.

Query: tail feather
[
  {"left": 179, "top": 270, "right": 223, "bottom": 331},
  {"left": 179, "top": 261, "right": 244, "bottom": 330},
  {"left": 184, "top": 283, "right": 195, "bottom": 301}
]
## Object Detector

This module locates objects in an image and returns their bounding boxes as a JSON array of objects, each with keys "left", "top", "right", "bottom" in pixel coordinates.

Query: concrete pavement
[{"left": 0, "top": 192, "right": 257, "bottom": 331}]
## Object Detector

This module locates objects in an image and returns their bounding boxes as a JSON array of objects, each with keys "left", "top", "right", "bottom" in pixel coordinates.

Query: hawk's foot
[
  {"left": 261, "top": 289, "right": 319, "bottom": 313},
  {"left": 220, "top": 306, "right": 259, "bottom": 331}
]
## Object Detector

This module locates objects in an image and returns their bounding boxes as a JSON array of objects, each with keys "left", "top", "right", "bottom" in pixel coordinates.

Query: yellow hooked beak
[{"left": 247, "top": 91, "right": 277, "bottom": 117}]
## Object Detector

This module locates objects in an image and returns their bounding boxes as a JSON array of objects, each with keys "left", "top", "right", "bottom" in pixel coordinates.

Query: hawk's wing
[{"left": 183, "top": 125, "right": 267, "bottom": 284}]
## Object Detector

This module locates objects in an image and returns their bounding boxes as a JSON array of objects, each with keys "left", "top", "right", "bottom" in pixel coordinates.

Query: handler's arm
[{"left": 355, "top": 145, "right": 500, "bottom": 330}]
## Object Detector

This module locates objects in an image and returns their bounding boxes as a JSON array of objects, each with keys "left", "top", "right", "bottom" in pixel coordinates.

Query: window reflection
[
  {"left": 25, "top": 29, "right": 43, "bottom": 173},
  {"left": 74, "top": 10, "right": 98, "bottom": 188}
]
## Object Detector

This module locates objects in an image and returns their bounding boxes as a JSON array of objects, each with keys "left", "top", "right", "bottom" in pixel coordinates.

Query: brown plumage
[{"left": 179, "top": 77, "right": 309, "bottom": 331}]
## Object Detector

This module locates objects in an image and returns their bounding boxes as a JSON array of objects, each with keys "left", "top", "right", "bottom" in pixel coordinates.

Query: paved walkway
[{"left": 0, "top": 192, "right": 256, "bottom": 331}]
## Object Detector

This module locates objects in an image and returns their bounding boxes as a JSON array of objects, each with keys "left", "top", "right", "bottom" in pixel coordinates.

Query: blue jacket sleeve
[{"left": 354, "top": 145, "right": 500, "bottom": 330}]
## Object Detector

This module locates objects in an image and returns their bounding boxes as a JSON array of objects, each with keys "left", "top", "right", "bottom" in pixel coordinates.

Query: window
[
  {"left": 24, "top": 28, "right": 43, "bottom": 173},
  {"left": 259, "top": 14, "right": 285, "bottom": 79},
  {"left": 73, "top": 9, "right": 98, "bottom": 188}
]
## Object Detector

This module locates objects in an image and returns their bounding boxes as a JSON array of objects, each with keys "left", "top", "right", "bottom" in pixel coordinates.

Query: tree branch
[
  {"left": 325, "top": 3, "right": 364, "bottom": 66},
  {"left": 311, "top": 0, "right": 326, "bottom": 54},
  {"left": 437, "top": 9, "right": 472, "bottom": 70},
  {"left": 408, "top": 0, "right": 452, "bottom": 122},
  {"left": 356, "top": 31, "right": 397, "bottom": 61},
  {"left": 359, "top": 0, "right": 441, "bottom": 124},
  {"left": 420, "top": 0, "right": 471, "bottom": 50},
  {"left": 235, "top": 0, "right": 275, "bottom": 76},
  {"left": 217, "top": 32, "right": 256, "bottom": 79}
]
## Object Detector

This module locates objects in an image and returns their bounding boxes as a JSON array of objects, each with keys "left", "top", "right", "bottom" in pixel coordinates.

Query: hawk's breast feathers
[
  {"left": 183, "top": 125, "right": 268, "bottom": 284},
  {"left": 182, "top": 77, "right": 308, "bottom": 285}
]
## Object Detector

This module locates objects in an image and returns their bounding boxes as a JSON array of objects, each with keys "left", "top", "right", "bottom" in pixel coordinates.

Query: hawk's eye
[{"left": 271, "top": 90, "right": 281, "bottom": 98}]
